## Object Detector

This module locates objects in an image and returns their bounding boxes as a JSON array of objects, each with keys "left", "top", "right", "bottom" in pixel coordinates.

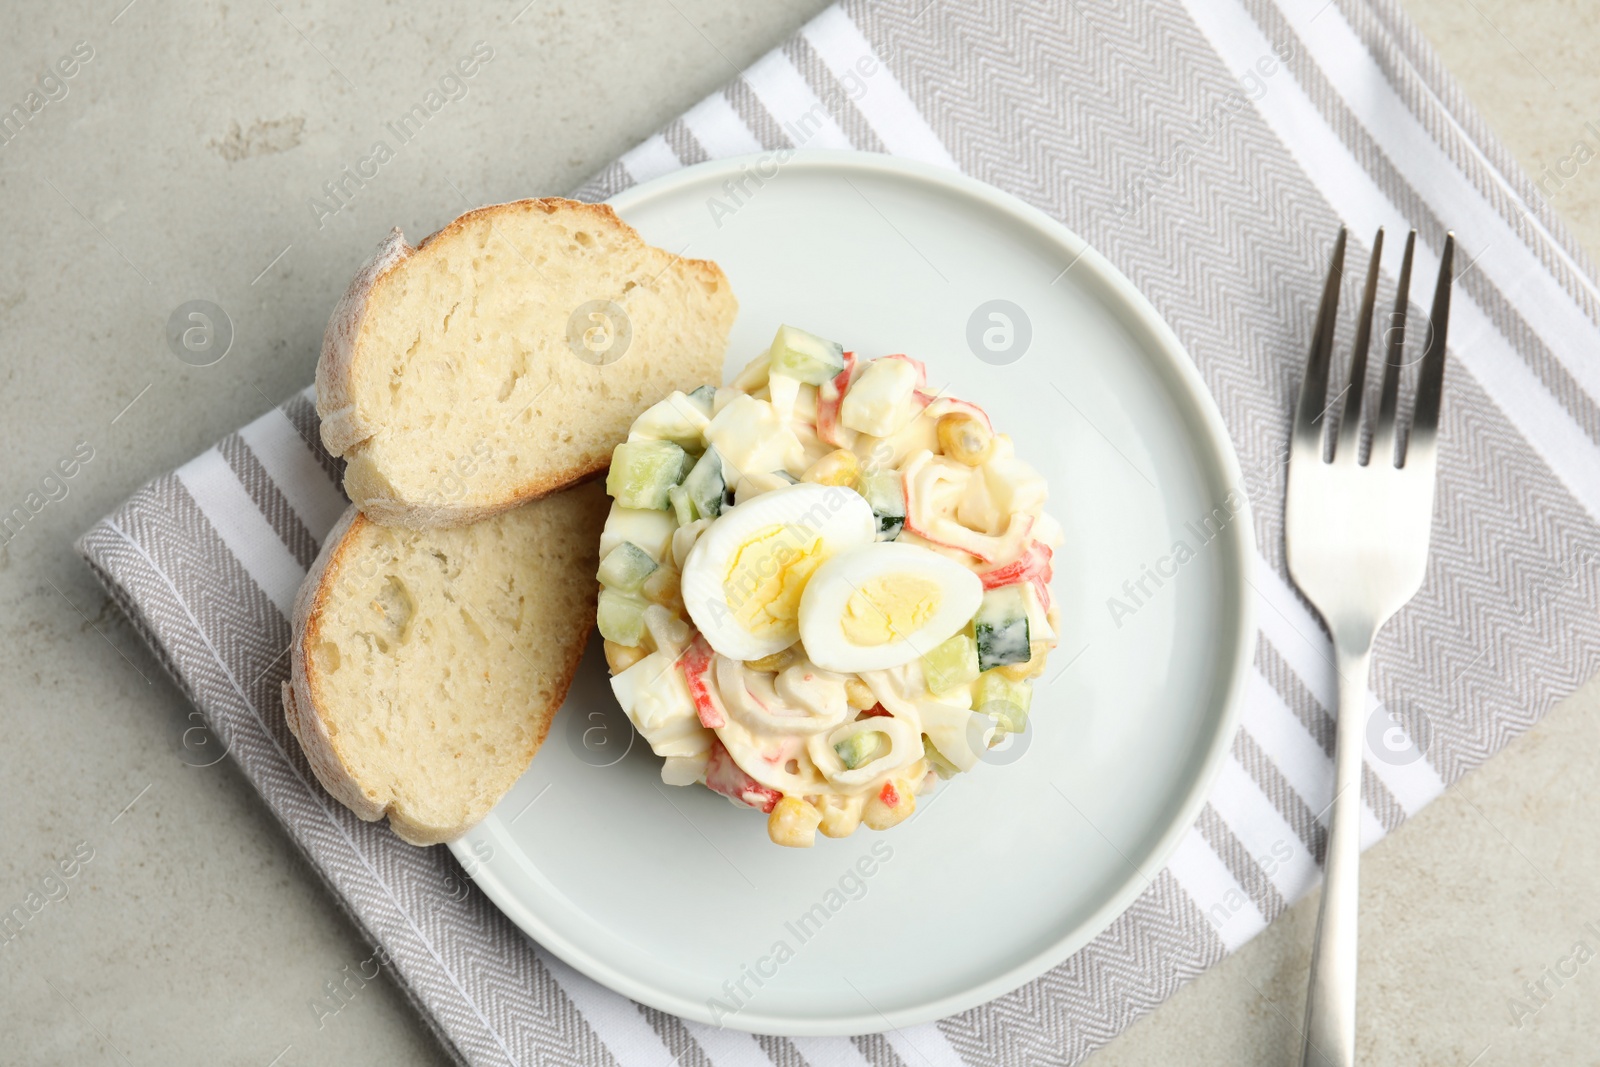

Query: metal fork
[{"left": 1285, "top": 226, "right": 1454, "bottom": 1067}]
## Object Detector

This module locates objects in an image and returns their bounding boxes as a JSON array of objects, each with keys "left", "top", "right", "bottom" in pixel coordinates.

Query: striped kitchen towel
[{"left": 77, "top": 0, "right": 1600, "bottom": 1064}]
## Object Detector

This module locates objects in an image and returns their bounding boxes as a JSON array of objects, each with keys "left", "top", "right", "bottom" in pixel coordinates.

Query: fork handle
[{"left": 1299, "top": 643, "right": 1370, "bottom": 1067}]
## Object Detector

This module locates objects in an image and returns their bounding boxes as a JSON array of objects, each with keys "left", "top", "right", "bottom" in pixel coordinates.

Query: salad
[{"left": 597, "top": 325, "right": 1062, "bottom": 847}]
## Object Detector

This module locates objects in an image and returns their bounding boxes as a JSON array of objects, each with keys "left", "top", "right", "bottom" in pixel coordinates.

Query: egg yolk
[
  {"left": 841, "top": 574, "right": 943, "bottom": 645},
  {"left": 724, "top": 524, "right": 829, "bottom": 637}
]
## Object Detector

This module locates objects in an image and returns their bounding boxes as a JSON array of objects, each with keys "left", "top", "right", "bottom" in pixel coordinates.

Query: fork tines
[{"left": 1293, "top": 226, "right": 1455, "bottom": 469}]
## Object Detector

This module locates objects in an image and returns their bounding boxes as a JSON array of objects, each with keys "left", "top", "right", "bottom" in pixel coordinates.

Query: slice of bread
[
  {"left": 283, "top": 482, "right": 609, "bottom": 846},
  {"left": 318, "top": 197, "right": 737, "bottom": 528}
]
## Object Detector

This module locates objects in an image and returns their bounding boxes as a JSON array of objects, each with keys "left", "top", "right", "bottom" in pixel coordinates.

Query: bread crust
[
  {"left": 316, "top": 198, "right": 734, "bottom": 529},
  {"left": 316, "top": 230, "right": 410, "bottom": 458},
  {"left": 282, "top": 497, "right": 602, "bottom": 846},
  {"left": 283, "top": 505, "right": 388, "bottom": 823}
]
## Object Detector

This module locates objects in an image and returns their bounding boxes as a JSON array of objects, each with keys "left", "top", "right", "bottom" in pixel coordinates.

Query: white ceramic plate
[{"left": 450, "top": 151, "right": 1255, "bottom": 1036}]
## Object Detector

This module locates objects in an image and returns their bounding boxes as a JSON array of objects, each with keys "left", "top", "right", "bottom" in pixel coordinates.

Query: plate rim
[{"left": 451, "top": 149, "right": 1258, "bottom": 1036}]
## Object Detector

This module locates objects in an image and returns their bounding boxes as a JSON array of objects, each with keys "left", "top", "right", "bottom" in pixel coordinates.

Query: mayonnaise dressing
[{"left": 602, "top": 344, "right": 1063, "bottom": 844}]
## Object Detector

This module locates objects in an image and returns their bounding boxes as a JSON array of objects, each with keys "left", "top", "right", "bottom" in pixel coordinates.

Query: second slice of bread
[
  {"left": 318, "top": 198, "right": 737, "bottom": 528},
  {"left": 283, "top": 482, "right": 609, "bottom": 846}
]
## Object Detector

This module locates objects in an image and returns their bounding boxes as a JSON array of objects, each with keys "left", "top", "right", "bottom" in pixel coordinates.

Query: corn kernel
[
  {"left": 767, "top": 796, "right": 823, "bottom": 848},
  {"left": 816, "top": 795, "right": 862, "bottom": 838},
  {"left": 603, "top": 640, "right": 647, "bottom": 673},
  {"left": 802, "top": 448, "right": 861, "bottom": 487},
  {"left": 862, "top": 778, "right": 916, "bottom": 830},
  {"left": 641, "top": 566, "right": 683, "bottom": 614},
  {"left": 845, "top": 678, "right": 877, "bottom": 710},
  {"left": 936, "top": 412, "right": 994, "bottom": 466}
]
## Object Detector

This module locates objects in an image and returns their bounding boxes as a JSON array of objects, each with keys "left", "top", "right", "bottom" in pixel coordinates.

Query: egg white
[
  {"left": 797, "top": 542, "right": 983, "bottom": 673},
  {"left": 681, "top": 483, "right": 877, "bottom": 661}
]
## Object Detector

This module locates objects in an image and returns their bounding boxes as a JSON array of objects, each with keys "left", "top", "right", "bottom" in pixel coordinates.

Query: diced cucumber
[
  {"left": 686, "top": 385, "right": 717, "bottom": 415},
  {"left": 769, "top": 324, "right": 846, "bottom": 385},
  {"left": 974, "top": 670, "right": 1033, "bottom": 732},
  {"left": 856, "top": 468, "right": 905, "bottom": 540},
  {"left": 835, "top": 730, "right": 888, "bottom": 770},
  {"left": 923, "top": 735, "right": 961, "bottom": 779},
  {"left": 596, "top": 589, "right": 649, "bottom": 646},
  {"left": 681, "top": 447, "right": 726, "bottom": 521},
  {"left": 606, "top": 440, "right": 692, "bottom": 510},
  {"left": 922, "top": 633, "right": 979, "bottom": 694},
  {"left": 667, "top": 485, "right": 697, "bottom": 526},
  {"left": 974, "top": 585, "right": 1030, "bottom": 671},
  {"left": 596, "top": 541, "right": 657, "bottom": 593}
]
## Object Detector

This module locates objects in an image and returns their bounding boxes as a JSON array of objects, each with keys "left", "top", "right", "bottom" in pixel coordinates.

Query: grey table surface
[{"left": 2, "top": 2, "right": 1595, "bottom": 1065}]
